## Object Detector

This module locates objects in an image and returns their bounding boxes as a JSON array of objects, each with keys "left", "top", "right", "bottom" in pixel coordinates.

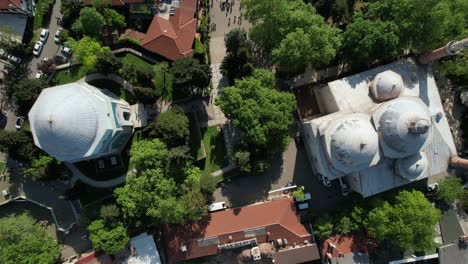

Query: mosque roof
[{"left": 370, "top": 70, "right": 404, "bottom": 102}]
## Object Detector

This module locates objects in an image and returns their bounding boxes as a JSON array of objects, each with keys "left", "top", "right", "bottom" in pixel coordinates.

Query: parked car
[
  {"left": 15, "top": 116, "right": 24, "bottom": 130},
  {"left": 7, "top": 54, "right": 21, "bottom": 64},
  {"left": 427, "top": 183, "right": 439, "bottom": 192},
  {"left": 0, "top": 48, "right": 6, "bottom": 57},
  {"left": 296, "top": 202, "right": 309, "bottom": 211},
  {"left": 208, "top": 201, "right": 227, "bottom": 212},
  {"left": 54, "top": 54, "right": 68, "bottom": 64},
  {"left": 33, "top": 41, "right": 44, "bottom": 56},
  {"left": 35, "top": 70, "right": 44, "bottom": 79},
  {"left": 39, "top": 29, "right": 49, "bottom": 43},
  {"left": 0, "top": 113, "right": 6, "bottom": 129},
  {"left": 61, "top": 45, "right": 72, "bottom": 56},
  {"left": 54, "top": 28, "right": 62, "bottom": 43}
]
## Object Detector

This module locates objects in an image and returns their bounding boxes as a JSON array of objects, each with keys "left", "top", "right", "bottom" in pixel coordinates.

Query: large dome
[
  {"left": 394, "top": 152, "right": 428, "bottom": 180},
  {"left": 323, "top": 113, "right": 379, "bottom": 173},
  {"left": 29, "top": 83, "right": 107, "bottom": 161},
  {"left": 372, "top": 97, "right": 432, "bottom": 158},
  {"left": 370, "top": 70, "right": 404, "bottom": 102}
]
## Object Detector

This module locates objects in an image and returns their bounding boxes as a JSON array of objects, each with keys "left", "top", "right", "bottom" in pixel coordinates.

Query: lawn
[
  {"left": 88, "top": 78, "right": 137, "bottom": 104},
  {"left": 198, "top": 126, "right": 228, "bottom": 176},
  {"left": 52, "top": 66, "right": 87, "bottom": 85},
  {"left": 188, "top": 113, "right": 205, "bottom": 161},
  {"left": 118, "top": 53, "right": 154, "bottom": 72}
]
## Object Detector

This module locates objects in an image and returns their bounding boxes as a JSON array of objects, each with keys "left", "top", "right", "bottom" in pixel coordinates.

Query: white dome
[
  {"left": 29, "top": 83, "right": 112, "bottom": 161},
  {"left": 324, "top": 113, "right": 379, "bottom": 173},
  {"left": 394, "top": 152, "right": 428, "bottom": 180},
  {"left": 370, "top": 70, "right": 404, "bottom": 102},
  {"left": 372, "top": 97, "right": 432, "bottom": 158}
]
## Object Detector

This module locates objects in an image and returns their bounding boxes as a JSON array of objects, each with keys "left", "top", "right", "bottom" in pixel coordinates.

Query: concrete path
[
  {"left": 66, "top": 162, "right": 127, "bottom": 188},
  {"left": 210, "top": 164, "right": 236, "bottom": 177}
]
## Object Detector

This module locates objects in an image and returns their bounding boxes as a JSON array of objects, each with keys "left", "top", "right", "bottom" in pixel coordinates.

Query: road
[{"left": 28, "top": 0, "right": 63, "bottom": 78}]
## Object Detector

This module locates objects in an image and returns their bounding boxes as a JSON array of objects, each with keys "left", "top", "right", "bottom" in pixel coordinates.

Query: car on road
[
  {"left": 15, "top": 116, "right": 24, "bottom": 130},
  {"left": 40, "top": 29, "right": 49, "bottom": 43},
  {"left": 35, "top": 70, "right": 44, "bottom": 79},
  {"left": 33, "top": 41, "right": 44, "bottom": 56},
  {"left": 61, "top": 45, "right": 72, "bottom": 56},
  {"left": 54, "top": 28, "right": 62, "bottom": 43},
  {"left": 54, "top": 54, "right": 68, "bottom": 64},
  {"left": 7, "top": 54, "right": 21, "bottom": 64}
]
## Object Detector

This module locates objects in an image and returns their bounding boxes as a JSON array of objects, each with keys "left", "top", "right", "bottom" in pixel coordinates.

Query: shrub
[{"left": 117, "top": 37, "right": 141, "bottom": 46}]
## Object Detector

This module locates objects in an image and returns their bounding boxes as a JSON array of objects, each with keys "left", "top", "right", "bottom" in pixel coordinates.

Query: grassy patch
[
  {"left": 188, "top": 113, "right": 204, "bottom": 160},
  {"left": 88, "top": 78, "right": 137, "bottom": 104},
  {"left": 198, "top": 126, "right": 228, "bottom": 176},
  {"left": 52, "top": 66, "right": 87, "bottom": 85},
  {"left": 118, "top": 53, "right": 154, "bottom": 72}
]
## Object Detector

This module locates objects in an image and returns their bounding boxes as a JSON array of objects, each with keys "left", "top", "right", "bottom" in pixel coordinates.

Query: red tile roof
[
  {"left": 120, "top": 28, "right": 146, "bottom": 42},
  {"left": 163, "top": 198, "right": 312, "bottom": 263},
  {"left": 0, "top": 0, "right": 21, "bottom": 9},
  {"left": 83, "top": 0, "right": 145, "bottom": 6},
  {"left": 322, "top": 234, "right": 377, "bottom": 259}
]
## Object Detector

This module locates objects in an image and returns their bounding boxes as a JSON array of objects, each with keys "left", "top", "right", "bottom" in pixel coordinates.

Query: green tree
[
  {"left": 168, "top": 145, "right": 193, "bottom": 179},
  {"left": 0, "top": 131, "right": 41, "bottom": 162},
  {"left": 152, "top": 61, "right": 174, "bottom": 101},
  {"left": 73, "top": 7, "right": 106, "bottom": 37},
  {"left": 91, "top": 0, "right": 111, "bottom": 12},
  {"left": 341, "top": 13, "right": 400, "bottom": 68},
  {"left": 88, "top": 219, "right": 129, "bottom": 255},
  {"left": 22, "top": 155, "right": 57, "bottom": 180},
  {"left": 221, "top": 47, "right": 254, "bottom": 83},
  {"left": 103, "top": 8, "right": 126, "bottom": 30},
  {"left": 12, "top": 79, "right": 46, "bottom": 116},
  {"left": 99, "top": 204, "right": 120, "bottom": 222},
  {"left": 233, "top": 151, "right": 252, "bottom": 173},
  {"left": 252, "top": 68, "right": 275, "bottom": 87},
  {"left": 146, "top": 106, "right": 189, "bottom": 147},
  {"left": 60, "top": 0, "right": 81, "bottom": 26},
  {"left": 59, "top": 28, "right": 70, "bottom": 44},
  {"left": 0, "top": 213, "right": 60, "bottom": 264},
  {"left": 180, "top": 167, "right": 208, "bottom": 221},
  {"left": 336, "top": 216, "right": 359, "bottom": 235},
  {"left": 292, "top": 187, "right": 305, "bottom": 201},
  {"left": 129, "top": 138, "right": 169, "bottom": 171},
  {"left": 365, "top": 190, "right": 441, "bottom": 251},
  {"left": 171, "top": 57, "right": 211, "bottom": 97},
  {"left": 224, "top": 28, "right": 246, "bottom": 53},
  {"left": 436, "top": 177, "right": 465, "bottom": 204},
  {"left": 441, "top": 50, "right": 468, "bottom": 84},
  {"left": 95, "top": 52, "right": 122, "bottom": 75},
  {"left": 216, "top": 72, "right": 296, "bottom": 152},
  {"left": 314, "top": 214, "right": 334, "bottom": 239},
  {"left": 67, "top": 36, "right": 111, "bottom": 72}
]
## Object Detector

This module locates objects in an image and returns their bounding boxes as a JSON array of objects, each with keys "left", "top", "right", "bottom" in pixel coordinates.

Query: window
[
  {"left": 244, "top": 227, "right": 267, "bottom": 238},
  {"left": 123, "top": 111, "right": 131, "bottom": 121},
  {"left": 197, "top": 236, "right": 219, "bottom": 247}
]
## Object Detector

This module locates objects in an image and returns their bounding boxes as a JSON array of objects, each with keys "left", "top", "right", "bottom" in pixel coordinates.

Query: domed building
[
  {"left": 29, "top": 81, "right": 135, "bottom": 162},
  {"left": 301, "top": 58, "right": 457, "bottom": 197}
]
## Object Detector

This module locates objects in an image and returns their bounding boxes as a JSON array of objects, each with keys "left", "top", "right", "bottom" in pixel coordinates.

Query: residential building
[
  {"left": 125, "top": 232, "right": 162, "bottom": 264},
  {"left": 0, "top": 0, "right": 34, "bottom": 43},
  {"left": 28, "top": 81, "right": 135, "bottom": 162},
  {"left": 120, "top": 0, "right": 197, "bottom": 61},
  {"left": 322, "top": 234, "right": 377, "bottom": 264},
  {"left": 163, "top": 198, "right": 319, "bottom": 264},
  {"left": 301, "top": 58, "right": 457, "bottom": 197}
]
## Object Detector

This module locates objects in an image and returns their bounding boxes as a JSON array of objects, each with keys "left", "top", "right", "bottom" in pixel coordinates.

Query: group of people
[{"left": 210, "top": 0, "right": 243, "bottom": 32}]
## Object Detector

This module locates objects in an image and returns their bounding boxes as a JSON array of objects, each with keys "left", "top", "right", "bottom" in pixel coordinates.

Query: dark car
[
  {"left": 283, "top": 182, "right": 294, "bottom": 194},
  {"left": 0, "top": 113, "right": 6, "bottom": 129},
  {"left": 54, "top": 54, "right": 68, "bottom": 64}
]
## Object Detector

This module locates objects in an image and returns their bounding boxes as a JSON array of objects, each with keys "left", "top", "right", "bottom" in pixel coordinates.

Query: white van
[{"left": 208, "top": 201, "right": 227, "bottom": 212}]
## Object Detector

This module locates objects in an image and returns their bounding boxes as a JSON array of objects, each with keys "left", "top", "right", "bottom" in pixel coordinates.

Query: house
[
  {"left": 0, "top": 0, "right": 34, "bottom": 43},
  {"left": 120, "top": 0, "right": 197, "bottom": 61},
  {"left": 322, "top": 234, "right": 377, "bottom": 264},
  {"left": 300, "top": 58, "right": 457, "bottom": 197},
  {"left": 28, "top": 81, "right": 136, "bottom": 162},
  {"left": 125, "top": 232, "right": 162, "bottom": 264},
  {"left": 163, "top": 198, "right": 320, "bottom": 264}
]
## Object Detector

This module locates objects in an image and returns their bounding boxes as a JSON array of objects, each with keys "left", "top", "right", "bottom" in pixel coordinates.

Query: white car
[
  {"left": 7, "top": 54, "right": 21, "bottom": 64},
  {"left": 39, "top": 29, "right": 49, "bottom": 43},
  {"left": 54, "top": 28, "right": 62, "bottom": 43},
  {"left": 61, "top": 45, "right": 72, "bottom": 56},
  {"left": 33, "top": 41, "right": 43, "bottom": 56},
  {"left": 0, "top": 48, "right": 6, "bottom": 57},
  {"left": 35, "top": 70, "right": 44, "bottom": 79}
]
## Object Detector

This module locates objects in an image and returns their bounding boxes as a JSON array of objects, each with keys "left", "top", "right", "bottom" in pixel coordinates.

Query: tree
[
  {"left": 436, "top": 177, "right": 465, "bottom": 204},
  {"left": 37, "top": 58, "right": 56, "bottom": 74},
  {"left": 88, "top": 219, "right": 129, "bottom": 255},
  {"left": 61, "top": 0, "right": 81, "bottom": 26},
  {"left": 73, "top": 7, "right": 106, "bottom": 37},
  {"left": 59, "top": 28, "right": 70, "bottom": 43},
  {"left": 180, "top": 167, "right": 208, "bottom": 221},
  {"left": 129, "top": 138, "right": 169, "bottom": 171},
  {"left": 22, "top": 155, "right": 57, "bottom": 180},
  {"left": 95, "top": 52, "right": 122, "bottom": 75},
  {"left": 341, "top": 13, "right": 400, "bottom": 68},
  {"left": 0, "top": 213, "right": 60, "bottom": 264},
  {"left": 224, "top": 28, "right": 246, "bottom": 53},
  {"left": 152, "top": 61, "right": 174, "bottom": 101},
  {"left": 99, "top": 204, "right": 120, "bottom": 222},
  {"left": 365, "top": 190, "right": 441, "bottom": 251},
  {"left": 133, "top": 86, "right": 158, "bottom": 104},
  {"left": 145, "top": 106, "right": 189, "bottom": 147},
  {"left": 91, "top": 0, "right": 111, "bottom": 11},
  {"left": 168, "top": 146, "right": 193, "bottom": 180},
  {"left": 0, "top": 130, "right": 41, "bottom": 162},
  {"left": 252, "top": 68, "right": 275, "bottom": 88},
  {"left": 292, "top": 187, "right": 305, "bottom": 201},
  {"left": 233, "top": 151, "right": 252, "bottom": 173},
  {"left": 171, "top": 57, "right": 211, "bottom": 97},
  {"left": 221, "top": 47, "right": 254, "bottom": 83},
  {"left": 66, "top": 36, "right": 111, "bottom": 72},
  {"left": 441, "top": 50, "right": 468, "bottom": 84},
  {"left": 216, "top": 71, "right": 295, "bottom": 152},
  {"left": 314, "top": 214, "right": 334, "bottom": 239},
  {"left": 103, "top": 8, "right": 126, "bottom": 30},
  {"left": 12, "top": 79, "right": 46, "bottom": 116},
  {"left": 336, "top": 215, "right": 359, "bottom": 235}
]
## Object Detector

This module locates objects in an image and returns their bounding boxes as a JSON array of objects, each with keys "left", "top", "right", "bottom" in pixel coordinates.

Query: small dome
[
  {"left": 372, "top": 97, "right": 432, "bottom": 158},
  {"left": 395, "top": 152, "right": 428, "bottom": 180},
  {"left": 370, "top": 70, "right": 404, "bottom": 102},
  {"left": 324, "top": 113, "right": 379, "bottom": 173}
]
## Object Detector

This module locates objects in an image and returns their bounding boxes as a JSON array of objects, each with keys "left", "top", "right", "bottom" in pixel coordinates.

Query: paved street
[{"left": 28, "top": 0, "right": 63, "bottom": 78}]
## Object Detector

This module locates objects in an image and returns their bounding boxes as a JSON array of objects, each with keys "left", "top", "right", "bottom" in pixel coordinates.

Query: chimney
[
  {"left": 450, "top": 156, "right": 468, "bottom": 169},
  {"left": 418, "top": 38, "right": 468, "bottom": 64}
]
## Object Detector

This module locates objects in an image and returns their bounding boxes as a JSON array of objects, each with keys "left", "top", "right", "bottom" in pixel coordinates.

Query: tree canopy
[
  {"left": 129, "top": 138, "right": 169, "bottom": 171},
  {"left": 95, "top": 51, "right": 122, "bottom": 75},
  {"left": 0, "top": 213, "right": 60, "bottom": 264},
  {"left": 365, "top": 190, "right": 441, "bottom": 251},
  {"left": 224, "top": 28, "right": 247, "bottom": 53},
  {"left": 436, "top": 177, "right": 465, "bottom": 204},
  {"left": 0, "top": 130, "right": 41, "bottom": 162},
  {"left": 171, "top": 57, "right": 211, "bottom": 97},
  {"left": 152, "top": 61, "right": 174, "bottom": 101},
  {"left": 12, "top": 79, "right": 46, "bottom": 116},
  {"left": 22, "top": 155, "right": 58, "bottom": 180},
  {"left": 66, "top": 36, "right": 111, "bottom": 72},
  {"left": 102, "top": 8, "right": 126, "bottom": 30},
  {"left": 216, "top": 70, "right": 295, "bottom": 152},
  {"left": 72, "top": 7, "right": 106, "bottom": 37},
  {"left": 146, "top": 106, "right": 189, "bottom": 147},
  {"left": 88, "top": 219, "right": 129, "bottom": 255}
]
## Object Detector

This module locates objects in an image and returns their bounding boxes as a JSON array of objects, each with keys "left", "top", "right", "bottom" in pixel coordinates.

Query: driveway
[{"left": 28, "top": 0, "right": 63, "bottom": 78}]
